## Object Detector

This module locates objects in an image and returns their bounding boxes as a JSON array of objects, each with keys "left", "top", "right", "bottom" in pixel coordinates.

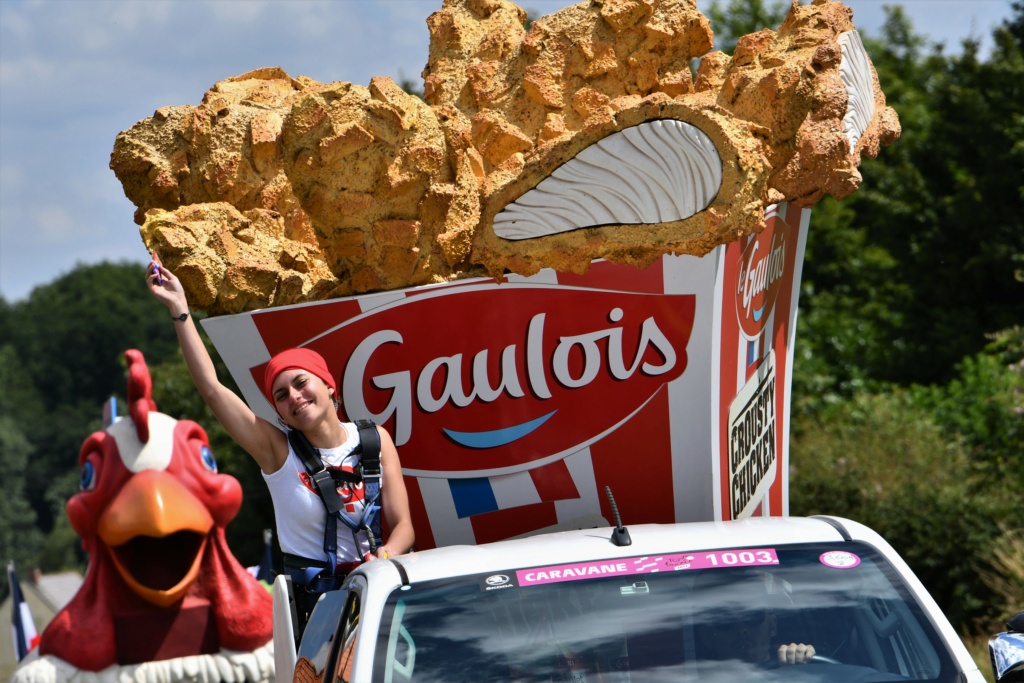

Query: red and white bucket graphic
[{"left": 204, "top": 203, "right": 809, "bottom": 548}]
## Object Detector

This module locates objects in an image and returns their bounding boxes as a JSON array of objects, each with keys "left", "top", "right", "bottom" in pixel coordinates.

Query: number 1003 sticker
[
  {"left": 624, "top": 548, "right": 779, "bottom": 575},
  {"left": 690, "top": 549, "right": 780, "bottom": 569},
  {"left": 626, "top": 548, "right": 780, "bottom": 575}
]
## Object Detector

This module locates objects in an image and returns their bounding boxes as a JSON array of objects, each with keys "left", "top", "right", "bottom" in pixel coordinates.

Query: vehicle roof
[
  {"left": 328, "top": 516, "right": 983, "bottom": 681},
  {"left": 373, "top": 516, "right": 860, "bottom": 586}
]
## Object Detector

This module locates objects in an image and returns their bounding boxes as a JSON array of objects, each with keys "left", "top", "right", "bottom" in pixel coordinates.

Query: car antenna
[{"left": 605, "top": 486, "right": 631, "bottom": 546}]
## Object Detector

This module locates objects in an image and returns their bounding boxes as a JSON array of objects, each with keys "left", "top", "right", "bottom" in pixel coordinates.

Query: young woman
[{"left": 146, "top": 255, "right": 414, "bottom": 624}]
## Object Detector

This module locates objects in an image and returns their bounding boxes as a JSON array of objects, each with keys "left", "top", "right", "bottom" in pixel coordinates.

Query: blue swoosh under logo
[
  {"left": 752, "top": 304, "right": 765, "bottom": 322},
  {"left": 443, "top": 410, "right": 557, "bottom": 449}
]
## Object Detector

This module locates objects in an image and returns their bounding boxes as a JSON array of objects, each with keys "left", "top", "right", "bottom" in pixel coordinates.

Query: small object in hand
[{"left": 152, "top": 251, "right": 162, "bottom": 285}]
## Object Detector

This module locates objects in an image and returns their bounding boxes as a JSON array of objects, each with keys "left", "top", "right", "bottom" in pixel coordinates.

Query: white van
[{"left": 274, "top": 515, "right": 997, "bottom": 682}]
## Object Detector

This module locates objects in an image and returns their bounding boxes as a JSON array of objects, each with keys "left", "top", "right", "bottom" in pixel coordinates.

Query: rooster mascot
[{"left": 12, "top": 350, "right": 275, "bottom": 683}]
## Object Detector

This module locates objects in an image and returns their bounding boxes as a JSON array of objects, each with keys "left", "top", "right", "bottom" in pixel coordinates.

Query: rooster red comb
[{"left": 125, "top": 349, "right": 157, "bottom": 443}]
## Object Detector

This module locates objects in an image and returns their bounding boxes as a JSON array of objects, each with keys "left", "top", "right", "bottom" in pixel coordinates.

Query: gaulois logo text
[
  {"left": 301, "top": 285, "right": 696, "bottom": 477},
  {"left": 735, "top": 214, "right": 788, "bottom": 339}
]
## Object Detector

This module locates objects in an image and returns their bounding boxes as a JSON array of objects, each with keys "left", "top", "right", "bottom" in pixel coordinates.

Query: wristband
[{"left": 172, "top": 312, "right": 189, "bottom": 322}]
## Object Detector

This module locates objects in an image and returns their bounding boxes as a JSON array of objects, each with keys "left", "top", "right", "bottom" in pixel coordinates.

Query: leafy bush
[
  {"left": 981, "top": 526, "right": 1024, "bottom": 624},
  {"left": 909, "top": 327, "right": 1024, "bottom": 484},
  {"left": 790, "top": 387, "right": 1018, "bottom": 629}
]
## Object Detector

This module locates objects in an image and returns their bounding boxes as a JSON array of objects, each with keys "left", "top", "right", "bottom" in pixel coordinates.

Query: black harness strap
[
  {"left": 354, "top": 419, "right": 382, "bottom": 554},
  {"left": 355, "top": 418, "right": 381, "bottom": 478},
  {"left": 288, "top": 430, "right": 359, "bottom": 512},
  {"left": 287, "top": 420, "right": 382, "bottom": 573}
]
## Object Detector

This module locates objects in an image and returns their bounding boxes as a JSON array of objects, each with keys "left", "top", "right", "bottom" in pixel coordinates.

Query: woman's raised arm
[{"left": 146, "top": 255, "right": 286, "bottom": 473}]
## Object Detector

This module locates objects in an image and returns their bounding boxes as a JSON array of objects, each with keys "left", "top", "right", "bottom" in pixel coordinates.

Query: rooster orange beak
[{"left": 98, "top": 470, "right": 213, "bottom": 607}]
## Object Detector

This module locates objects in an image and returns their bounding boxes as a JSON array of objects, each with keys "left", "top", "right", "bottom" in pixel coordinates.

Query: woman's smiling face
[{"left": 272, "top": 368, "right": 334, "bottom": 428}]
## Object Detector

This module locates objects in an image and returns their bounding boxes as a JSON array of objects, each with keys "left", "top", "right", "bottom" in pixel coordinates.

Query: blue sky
[{"left": 0, "top": 0, "right": 1014, "bottom": 303}]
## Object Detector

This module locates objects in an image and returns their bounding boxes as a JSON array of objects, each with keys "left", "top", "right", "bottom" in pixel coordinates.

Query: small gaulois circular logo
[
  {"left": 486, "top": 574, "right": 510, "bottom": 586},
  {"left": 820, "top": 551, "right": 861, "bottom": 569}
]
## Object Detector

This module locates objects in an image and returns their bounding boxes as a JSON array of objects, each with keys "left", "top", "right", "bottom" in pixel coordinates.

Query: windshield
[{"left": 373, "top": 542, "right": 958, "bottom": 682}]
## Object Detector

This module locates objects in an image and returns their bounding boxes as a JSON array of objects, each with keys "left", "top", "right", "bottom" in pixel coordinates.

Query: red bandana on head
[{"left": 262, "top": 348, "right": 337, "bottom": 407}]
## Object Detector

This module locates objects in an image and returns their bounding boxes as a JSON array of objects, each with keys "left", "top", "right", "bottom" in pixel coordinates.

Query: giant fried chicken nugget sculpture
[{"left": 111, "top": 0, "right": 898, "bottom": 315}]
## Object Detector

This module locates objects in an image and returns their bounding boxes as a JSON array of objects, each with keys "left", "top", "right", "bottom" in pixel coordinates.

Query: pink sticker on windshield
[
  {"left": 819, "top": 551, "right": 861, "bottom": 569},
  {"left": 517, "top": 548, "right": 779, "bottom": 586}
]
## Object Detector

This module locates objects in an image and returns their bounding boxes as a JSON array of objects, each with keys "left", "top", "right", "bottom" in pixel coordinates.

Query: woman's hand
[{"left": 146, "top": 252, "right": 188, "bottom": 316}]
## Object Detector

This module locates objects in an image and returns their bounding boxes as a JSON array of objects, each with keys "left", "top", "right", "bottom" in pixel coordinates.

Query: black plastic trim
[
  {"left": 391, "top": 558, "right": 412, "bottom": 587},
  {"left": 811, "top": 515, "right": 852, "bottom": 541}
]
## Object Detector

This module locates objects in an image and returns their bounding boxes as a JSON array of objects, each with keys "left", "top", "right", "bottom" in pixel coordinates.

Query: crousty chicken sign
[{"left": 203, "top": 202, "right": 808, "bottom": 549}]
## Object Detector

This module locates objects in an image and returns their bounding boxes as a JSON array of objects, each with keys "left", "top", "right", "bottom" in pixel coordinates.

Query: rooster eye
[
  {"left": 80, "top": 461, "right": 96, "bottom": 491},
  {"left": 201, "top": 445, "right": 217, "bottom": 472}
]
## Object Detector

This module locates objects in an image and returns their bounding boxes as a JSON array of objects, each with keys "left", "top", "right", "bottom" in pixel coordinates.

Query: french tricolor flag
[{"left": 7, "top": 562, "right": 40, "bottom": 661}]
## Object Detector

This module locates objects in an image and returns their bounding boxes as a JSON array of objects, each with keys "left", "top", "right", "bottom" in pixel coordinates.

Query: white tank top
[{"left": 262, "top": 422, "right": 383, "bottom": 563}]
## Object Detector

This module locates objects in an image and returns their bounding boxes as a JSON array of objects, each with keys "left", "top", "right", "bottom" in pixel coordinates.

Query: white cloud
[
  {"left": 109, "top": 0, "right": 175, "bottom": 32},
  {"left": 0, "top": 53, "right": 58, "bottom": 89},
  {"left": 207, "top": 0, "right": 272, "bottom": 23},
  {"left": 35, "top": 205, "right": 76, "bottom": 242},
  {"left": 0, "top": 163, "right": 26, "bottom": 194}
]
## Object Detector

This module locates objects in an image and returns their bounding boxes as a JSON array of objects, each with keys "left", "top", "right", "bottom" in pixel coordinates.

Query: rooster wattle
[{"left": 12, "top": 349, "right": 274, "bottom": 683}]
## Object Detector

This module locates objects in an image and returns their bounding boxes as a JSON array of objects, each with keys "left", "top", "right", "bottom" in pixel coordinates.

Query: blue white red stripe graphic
[{"left": 7, "top": 561, "right": 40, "bottom": 661}]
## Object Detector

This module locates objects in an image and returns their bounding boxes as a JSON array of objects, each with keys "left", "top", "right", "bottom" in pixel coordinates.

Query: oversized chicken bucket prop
[
  {"left": 203, "top": 201, "right": 807, "bottom": 549},
  {"left": 113, "top": 0, "right": 899, "bottom": 551}
]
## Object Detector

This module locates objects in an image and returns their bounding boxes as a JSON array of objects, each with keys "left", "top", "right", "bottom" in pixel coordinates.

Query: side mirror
[{"left": 990, "top": 611, "right": 1024, "bottom": 683}]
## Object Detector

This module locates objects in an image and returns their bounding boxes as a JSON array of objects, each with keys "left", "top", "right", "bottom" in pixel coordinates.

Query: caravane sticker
[
  {"left": 516, "top": 548, "right": 779, "bottom": 587},
  {"left": 286, "top": 284, "right": 697, "bottom": 478},
  {"left": 727, "top": 350, "right": 778, "bottom": 518}
]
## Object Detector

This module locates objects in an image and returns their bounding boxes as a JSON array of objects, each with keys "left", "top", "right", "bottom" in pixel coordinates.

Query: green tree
[
  {"left": 34, "top": 470, "right": 85, "bottom": 573},
  {"left": 792, "top": 195, "right": 909, "bottom": 412},
  {"left": 0, "top": 297, "right": 11, "bottom": 346},
  {"left": 0, "top": 345, "right": 46, "bottom": 600},
  {"left": 798, "top": 5, "right": 1024, "bottom": 392},
  {"left": 3, "top": 262, "right": 185, "bottom": 537},
  {"left": 5, "top": 262, "right": 180, "bottom": 409},
  {"left": 910, "top": 327, "right": 1024, "bottom": 484}
]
